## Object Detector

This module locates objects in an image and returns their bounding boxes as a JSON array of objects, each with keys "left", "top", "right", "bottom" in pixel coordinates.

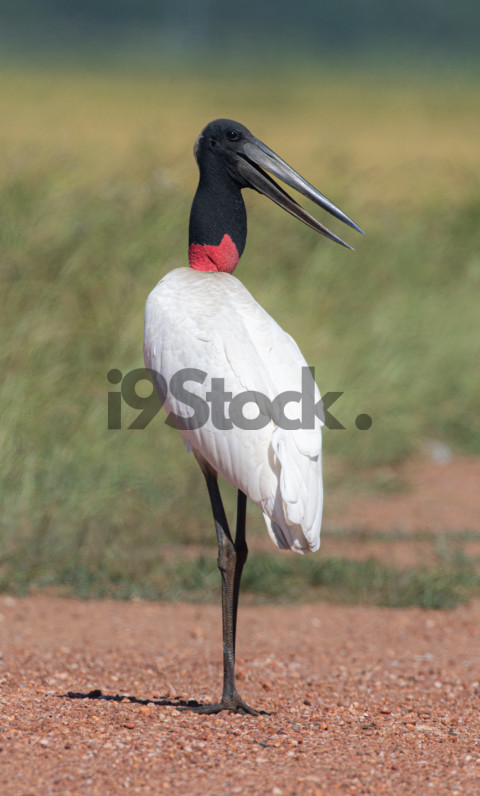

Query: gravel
[{"left": 2, "top": 595, "right": 480, "bottom": 794}]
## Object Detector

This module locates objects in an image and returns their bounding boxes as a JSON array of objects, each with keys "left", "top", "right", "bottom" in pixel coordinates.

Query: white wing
[{"left": 144, "top": 267, "right": 323, "bottom": 553}]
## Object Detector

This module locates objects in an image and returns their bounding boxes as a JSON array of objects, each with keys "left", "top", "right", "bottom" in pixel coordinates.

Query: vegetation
[
  {"left": 2, "top": 536, "right": 479, "bottom": 610},
  {"left": 1, "top": 65, "right": 479, "bottom": 602}
]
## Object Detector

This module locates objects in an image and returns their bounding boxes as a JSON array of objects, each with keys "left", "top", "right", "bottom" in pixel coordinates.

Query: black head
[
  {"left": 192, "top": 118, "right": 364, "bottom": 248},
  {"left": 193, "top": 119, "right": 256, "bottom": 189}
]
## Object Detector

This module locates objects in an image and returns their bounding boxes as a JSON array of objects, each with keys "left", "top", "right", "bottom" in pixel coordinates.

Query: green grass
[
  {"left": 2, "top": 544, "right": 477, "bottom": 610},
  {"left": 1, "top": 64, "right": 479, "bottom": 602}
]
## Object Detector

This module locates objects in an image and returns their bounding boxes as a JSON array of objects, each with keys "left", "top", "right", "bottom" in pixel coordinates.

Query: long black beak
[{"left": 235, "top": 136, "right": 364, "bottom": 250}]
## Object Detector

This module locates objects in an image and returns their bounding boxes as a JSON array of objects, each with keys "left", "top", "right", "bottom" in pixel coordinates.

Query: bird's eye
[{"left": 226, "top": 130, "right": 241, "bottom": 142}]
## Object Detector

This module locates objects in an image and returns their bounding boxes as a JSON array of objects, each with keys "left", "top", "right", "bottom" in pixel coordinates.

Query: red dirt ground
[
  {"left": 325, "top": 454, "right": 480, "bottom": 534},
  {"left": 1, "top": 455, "right": 480, "bottom": 795}
]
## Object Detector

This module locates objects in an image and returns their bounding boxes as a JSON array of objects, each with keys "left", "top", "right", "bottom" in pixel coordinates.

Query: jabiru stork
[{"left": 144, "top": 119, "right": 363, "bottom": 715}]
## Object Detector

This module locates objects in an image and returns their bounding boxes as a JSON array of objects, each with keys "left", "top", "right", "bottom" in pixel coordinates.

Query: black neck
[{"left": 189, "top": 169, "right": 247, "bottom": 257}]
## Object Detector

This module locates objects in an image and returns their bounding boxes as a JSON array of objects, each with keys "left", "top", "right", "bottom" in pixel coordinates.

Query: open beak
[{"left": 234, "top": 136, "right": 364, "bottom": 250}]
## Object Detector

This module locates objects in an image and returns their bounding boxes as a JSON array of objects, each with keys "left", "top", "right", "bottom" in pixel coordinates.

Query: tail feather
[{"left": 264, "top": 428, "right": 322, "bottom": 553}]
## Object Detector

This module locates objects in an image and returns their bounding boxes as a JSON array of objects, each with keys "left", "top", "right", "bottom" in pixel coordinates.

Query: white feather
[{"left": 144, "top": 267, "right": 323, "bottom": 554}]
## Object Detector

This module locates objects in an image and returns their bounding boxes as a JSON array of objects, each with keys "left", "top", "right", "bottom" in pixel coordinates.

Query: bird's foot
[{"left": 178, "top": 693, "right": 261, "bottom": 716}]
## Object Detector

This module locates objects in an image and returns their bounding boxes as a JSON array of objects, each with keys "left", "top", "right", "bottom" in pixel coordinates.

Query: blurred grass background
[{"left": 1, "top": 5, "right": 479, "bottom": 603}]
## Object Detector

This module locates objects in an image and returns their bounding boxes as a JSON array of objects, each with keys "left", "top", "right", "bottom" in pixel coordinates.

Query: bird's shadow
[
  {"left": 60, "top": 688, "right": 201, "bottom": 709},
  {"left": 60, "top": 688, "right": 270, "bottom": 714}
]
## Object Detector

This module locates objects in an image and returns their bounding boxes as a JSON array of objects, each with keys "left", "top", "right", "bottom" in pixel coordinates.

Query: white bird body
[{"left": 144, "top": 266, "right": 323, "bottom": 554}]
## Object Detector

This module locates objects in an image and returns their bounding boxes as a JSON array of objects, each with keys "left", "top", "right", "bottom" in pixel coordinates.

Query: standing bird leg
[{"left": 181, "top": 455, "right": 259, "bottom": 715}]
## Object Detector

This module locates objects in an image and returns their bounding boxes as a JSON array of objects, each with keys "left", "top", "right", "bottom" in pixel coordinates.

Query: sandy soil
[
  {"left": 325, "top": 454, "right": 480, "bottom": 535},
  {"left": 1, "top": 455, "right": 480, "bottom": 795}
]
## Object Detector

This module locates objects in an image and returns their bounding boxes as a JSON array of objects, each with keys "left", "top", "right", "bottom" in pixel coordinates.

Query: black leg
[
  {"left": 180, "top": 460, "right": 259, "bottom": 715},
  {"left": 232, "top": 489, "right": 248, "bottom": 662}
]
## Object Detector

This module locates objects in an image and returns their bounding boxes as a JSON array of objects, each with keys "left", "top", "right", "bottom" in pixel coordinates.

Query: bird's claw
[{"left": 178, "top": 694, "right": 262, "bottom": 716}]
